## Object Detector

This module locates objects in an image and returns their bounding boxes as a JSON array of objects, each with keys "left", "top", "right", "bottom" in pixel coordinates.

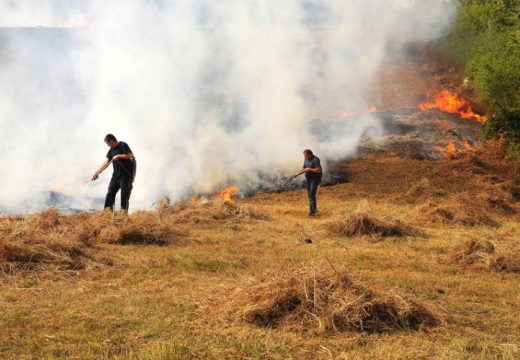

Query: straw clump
[
  {"left": 166, "top": 200, "right": 271, "bottom": 224},
  {"left": 328, "top": 202, "right": 416, "bottom": 240},
  {"left": 69, "top": 209, "right": 188, "bottom": 246},
  {"left": 0, "top": 208, "right": 189, "bottom": 273},
  {"left": 108, "top": 211, "right": 186, "bottom": 245},
  {"left": 231, "top": 266, "right": 440, "bottom": 335},
  {"left": 440, "top": 239, "right": 496, "bottom": 266},
  {"left": 420, "top": 201, "right": 499, "bottom": 227},
  {"left": 489, "top": 250, "right": 520, "bottom": 273},
  {"left": 441, "top": 239, "right": 520, "bottom": 273},
  {"left": 0, "top": 209, "right": 109, "bottom": 273}
]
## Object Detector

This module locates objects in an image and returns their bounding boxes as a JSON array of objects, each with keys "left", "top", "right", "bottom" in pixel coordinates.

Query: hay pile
[
  {"left": 441, "top": 239, "right": 520, "bottom": 273},
  {"left": 165, "top": 200, "right": 271, "bottom": 224},
  {"left": 0, "top": 208, "right": 189, "bottom": 273},
  {"left": 0, "top": 209, "right": 109, "bottom": 273},
  {"left": 102, "top": 211, "right": 187, "bottom": 245},
  {"left": 489, "top": 251, "right": 520, "bottom": 273},
  {"left": 328, "top": 208, "right": 416, "bottom": 241},
  {"left": 230, "top": 267, "right": 440, "bottom": 335},
  {"left": 419, "top": 201, "right": 499, "bottom": 227},
  {"left": 440, "top": 239, "right": 496, "bottom": 266}
]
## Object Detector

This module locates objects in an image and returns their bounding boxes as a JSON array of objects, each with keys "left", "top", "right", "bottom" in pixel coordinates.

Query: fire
[
  {"left": 435, "top": 139, "right": 476, "bottom": 159},
  {"left": 435, "top": 142, "right": 458, "bottom": 159},
  {"left": 212, "top": 185, "right": 240, "bottom": 205},
  {"left": 419, "top": 90, "right": 486, "bottom": 122},
  {"left": 445, "top": 142, "right": 458, "bottom": 158},
  {"left": 463, "top": 139, "right": 476, "bottom": 152},
  {"left": 340, "top": 106, "right": 377, "bottom": 119}
]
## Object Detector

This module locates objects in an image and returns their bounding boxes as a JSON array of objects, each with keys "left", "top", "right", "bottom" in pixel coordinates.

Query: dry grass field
[{"left": 1, "top": 147, "right": 519, "bottom": 359}]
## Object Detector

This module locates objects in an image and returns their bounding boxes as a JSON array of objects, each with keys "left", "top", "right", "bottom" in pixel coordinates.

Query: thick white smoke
[{"left": 0, "top": 0, "right": 456, "bottom": 212}]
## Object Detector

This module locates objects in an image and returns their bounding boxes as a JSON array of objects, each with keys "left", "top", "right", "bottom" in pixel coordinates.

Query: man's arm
[
  {"left": 112, "top": 152, "right": 134, "bottom": 161},
  {"left": 304, "top": 166, "right": 322, "bottom": 174},
  {"left": 91, "top": 159, "right": 111, "bottom": 181},
  {"left": 290, "top": 166, "right": 321, "bottom": 178}
]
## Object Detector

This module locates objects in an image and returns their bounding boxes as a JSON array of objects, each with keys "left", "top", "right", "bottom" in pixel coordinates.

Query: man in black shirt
[
  {"left": 291, "top": 149, "right": 322, "bottom": 216},
  {"left": 91, "top": 134, "right": 136, "bottom": 211}
]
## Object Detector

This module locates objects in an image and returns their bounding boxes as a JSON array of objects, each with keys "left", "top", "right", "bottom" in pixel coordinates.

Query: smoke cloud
[{"left": 0, "top": 0, "right": 456, "bottom": 212}]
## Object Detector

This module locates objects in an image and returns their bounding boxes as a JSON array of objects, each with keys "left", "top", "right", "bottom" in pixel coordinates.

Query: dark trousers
[
  {"left": 104, "top": 176, "right": 133, "bottom": 211},
  {"left": 306, "top": 178, "right": 320, "bottom": 214}
]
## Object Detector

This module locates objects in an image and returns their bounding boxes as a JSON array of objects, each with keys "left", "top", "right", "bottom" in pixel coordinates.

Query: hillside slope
[{"left": 1, "top": 47, "right": 519, "bottom": 359}]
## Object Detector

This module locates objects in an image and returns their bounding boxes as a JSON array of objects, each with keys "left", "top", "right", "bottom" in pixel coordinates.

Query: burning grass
[
  {"left": 229, "top": 266, "right": 440, "bottom": 335},
  {"left": 328, "top": 203, "right": 416, "bottom": 241},
  {"left": 419, "top": 90, "right": 486, "bottom": 122}
]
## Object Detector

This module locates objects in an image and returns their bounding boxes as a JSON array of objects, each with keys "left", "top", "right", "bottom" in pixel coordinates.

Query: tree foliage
[{"left": 441, "top": 0, "right": 520, "bottom": 142}]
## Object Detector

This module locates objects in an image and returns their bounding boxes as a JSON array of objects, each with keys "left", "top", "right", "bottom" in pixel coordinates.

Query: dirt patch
[{"left": 229, "top": 266, "right": 440, "bottom": 335}]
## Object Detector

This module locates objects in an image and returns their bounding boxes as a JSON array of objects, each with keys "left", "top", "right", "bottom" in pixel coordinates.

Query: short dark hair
[
  {"left": 104, "top": 134, "right": 117, "bottom": 142},
  {"left": 303, "top": 149, "right": 314, "bottom": 156}
]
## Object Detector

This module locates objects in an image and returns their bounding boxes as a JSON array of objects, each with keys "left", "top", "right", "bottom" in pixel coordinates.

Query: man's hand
[
  {"left": 112, "top": 154, "right": 120, "bottom": 161},
  {"left": 91, "top": 174, "right": 99, "bottom": 181}
]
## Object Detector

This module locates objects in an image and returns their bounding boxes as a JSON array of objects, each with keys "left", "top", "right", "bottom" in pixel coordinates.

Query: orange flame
[
  {"left": 462, "top": 140, "right": 476, "bottom": 153},
  {"left": 435, "top": 142, "right": 458, "bottom": 159},
  {"left": 435, "top": 139, "right": 476, "bottom": 159},
  {"left": 419, "top": 90, "right": 486, "bottom": 122},
  {"left": 340, "top": 106, "right": 377, "bottom": 119},
  {"left": 212, "top": 185, "right": 240, "bottom": 205}
]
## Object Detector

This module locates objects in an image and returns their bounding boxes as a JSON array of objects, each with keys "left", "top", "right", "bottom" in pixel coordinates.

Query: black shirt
[
  {"left": 106, "top": 141, "right": 135, "bottom": 179},
  {"left": 303, "top": 155, "right": 322, "bottom": 182}
]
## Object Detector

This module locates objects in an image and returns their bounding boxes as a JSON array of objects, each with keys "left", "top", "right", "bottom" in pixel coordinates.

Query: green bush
[{"left": 441, "top": 0, "right": 520, "bottom": 143}]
